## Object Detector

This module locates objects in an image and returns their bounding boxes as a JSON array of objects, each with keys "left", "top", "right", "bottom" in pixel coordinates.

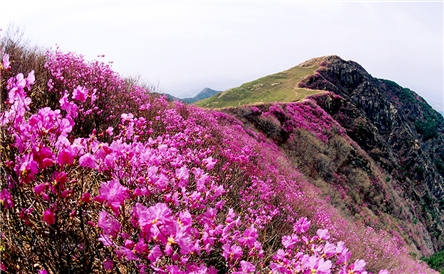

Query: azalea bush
[{"left": 0, "top": 35, "right": 434, "bottom": 273}]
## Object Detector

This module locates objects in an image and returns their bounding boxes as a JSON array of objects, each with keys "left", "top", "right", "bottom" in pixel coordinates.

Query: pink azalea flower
[
  {"left": 222, "top": 243, "right": 243, "bottom": 262},
  {"left": 18, "top": 154, "right": 38, "bottom": 184},
  {"left": 175, "top": 166, "right": 189, "bottom": 187},
  {"left": 134, "top": 238, "right": 148, "bottom": 254},
  {"left": 316, "top": 229, "right": 330, "bottom": 240},
  {"left": 98, "top": 234, "right": 114, "bottom": 247},
  {"left": 103, "top": 258, "right": 113, "bottom": 271},
  {"left": 98, "top": 211, "right": 121, "bottom": 237},
  {"left": 322, "top": 242, "right": 337, "bottom": 259},
  {"left": 269, "top": 262, "right": 290, "bottom": 273},
  {"left": 2, "top": 53, "right": 10, "bottom": 70},
  {"left": 33, "top": 183, "right": 47, "bottom": 195},
  {"left": 378, "top": 270, "right": 389, "bottom": 274},
  {"left": 59, "top": 92, "right": 78, "bottom": 118},
  {"left": 25, "top": 70, "right": 35, "bottom": 91},
  {"left": 294, "top": 217, "right": 311, "bottom": 234},
  {"left": 282, "top": 234, "right": 299, "bottom": 249},
  {"left": 42, "top": 209, "right": 55, "bottom": 225},
  {"left": 81, "top": 192, "right": 91, "bottom": 203},
  {"left": 235, "top": 260, "right": 255, "bottom": 273},
  {"left": 106, "top": 126, "right": 114, "bottom": 136},
  {"left": 79, "top": 153, "right": 98, "bottom": 169},
  {"left": 0, "top": 189, "right": 14, "bottom": 209},
  {"left": 238, "top": 225, "right": 258, "bottom": 248},
  {"left": 33, "top": 146, "right": 54, "bottom": 168},
  {"left": 202, "top": 157, "right": 217, "bottom": 170},
  {"left": 347, "top": 259, "right": 367, "bottom": 274},
  {"left": 134, "top": 202, "right": 172, "bottom": 234},
  {"left": 116, "top": 246, "right": 139, "bottom": 261},
  {"left": 336, "top": 241, "right": 351, "bottom": 265},
  {"left": 302, "top": 255, "right": 332, "bottom": 274},
  {"left": 72, "top": 85, "right": 88, "bottom": 102},
  {"left": 124, "top": 239, "right": 135, "bottom": 249},
  {"left": 57, "top": 147, "right": 75, "bottom": 165},
  {"left": 38, "top": 270, "right": 48, "bottom": 274},
  {"left": 95, "top": 179, "right": 129, "bottom": 215},
  {"left": 148, "top": 245, "right": 163, "bottom": 263}
]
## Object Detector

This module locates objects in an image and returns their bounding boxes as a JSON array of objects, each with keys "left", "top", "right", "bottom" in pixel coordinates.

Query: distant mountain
[
  {"left": 159, "top": 88, "right": 222, "bottom": 104},
  {"left": 181, "top": 87, "right": 222, "bottom": 104}
]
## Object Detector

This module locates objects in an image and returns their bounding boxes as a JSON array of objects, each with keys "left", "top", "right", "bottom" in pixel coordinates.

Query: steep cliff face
[{"left": 299, "top": 55, "right": 444, "bottom": 252}]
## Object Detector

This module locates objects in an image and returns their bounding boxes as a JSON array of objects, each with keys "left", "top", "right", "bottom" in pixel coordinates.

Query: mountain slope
[
  {"left": 215, "top": 55, "right": 444, "bottom": 257},
  {"left": 195, "top": 62, "right": 324, "bottom": 108}
]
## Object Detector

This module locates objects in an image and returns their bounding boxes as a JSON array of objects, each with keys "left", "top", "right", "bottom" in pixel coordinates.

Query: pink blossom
[
  {"left": 72, "top": 85, "right": 88, "bottom": 102},
  {"left": 167, "top": 222, "right": 193, "bottom": 255},
  {"left": 175, "top": 166, "right": 189, "bottom": 187},
  {"left": 124, "top": 239, "right": 135, "bottom": 249},
  {"left": 42, "top": 209, "right": 55, "bottom": 225},
  {"left": 2, "top": 53, "right": 10, "bottom": 70},
  {"left": 33, "top": 183, "right": 47, "bottom": 195},
  {"left": 38, "top": 270, "right": 48, "bottom": 274},
  {"left": 79, "top": 153, "right": 98, "bottom": 169},
  {"left": 222, "top": 243, "right": 243, "bottom": 262},
  {"left": 202, "top": 157, "right": 217, "bottom": 170},
  {"left": 95, "top": 179, "right": 129, "bottom": 214},
  {"left": 302, "top": 255, "right": 332, "bottom": 274},
  {"left": 98, "top": 234, "right": 114, "bottom": 246},
  {"left": 317, "top": 229, "right": 330, "bottom": 240},
  {"left": 322, "top": 242, "right": 337, "bottom": 258},
  {"left": 282, "top": 234, "right": 298, "bottom": 249},
  {"left": 98, "top": 211, "right": 121, "bottom": 237},
  {"left": 59, "top": 92, "right": 78, "bottom": 118},
  {"left": 134, "top": 238, "right": 148, "bottom": 254},
  {"left": 148, "top": 245, "right": 163, "bottom": 263},
  {"left": 134, "top": 202, "right": 172, "bottom": 235},
  {"left": 106, "top": 126, "right": 114, "bottom": 136},
  {"left": 238, "top": 225, "right": 258, "bottom": 248},
  {"left": 25, "top": 70, "right": 35, "bottom": 90},
  {"left": 232, "top": 260, "right": 256, "bottom": 274},
  {"left": 0, "top": 189, "right": 14, "bottom": 209},
  {"left": 17, "top": 154, "right": 38, "bottom": 184},
  {"left": 33, "top": 146, "right": 54, "bottom": 169},
  {"left": 347, "top": 259, "right": 367, "bottom": 274},
  {"left": 336, "top": 241, "right": 351, "bottom": 265},
  {"left": 57, "top": 147, "right": 75, "bottom": 165},
  {"left": 294, "top": 217, "right": 310, "bottom": 234},
  {"left": 81, "top": 192, "right": 91, "bottom": 203},
  {"left": 116, "top": 246, "right": 139, "bottom": 261},
  {"left": 103, "top": 258, "right": 113, "bottom": 271}
]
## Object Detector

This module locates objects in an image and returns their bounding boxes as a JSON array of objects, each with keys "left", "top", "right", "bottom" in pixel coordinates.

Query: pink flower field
[{"left": 0, "top": 36, "right": 436, "bottom": 273}]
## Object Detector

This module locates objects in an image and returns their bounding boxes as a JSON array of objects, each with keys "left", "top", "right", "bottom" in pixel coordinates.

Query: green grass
[{"left": 195, "top": 64, "right": 323, "bottom": 109}]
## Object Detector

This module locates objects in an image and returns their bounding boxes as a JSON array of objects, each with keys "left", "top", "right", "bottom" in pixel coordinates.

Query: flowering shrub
[{"left": 0, "top": 38, "right": 434, "bottom": 273}]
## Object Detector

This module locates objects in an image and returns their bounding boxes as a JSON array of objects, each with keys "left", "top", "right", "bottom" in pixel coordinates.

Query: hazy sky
[{"left": 1, "top": 1, "right": 443, "bottom": 112}]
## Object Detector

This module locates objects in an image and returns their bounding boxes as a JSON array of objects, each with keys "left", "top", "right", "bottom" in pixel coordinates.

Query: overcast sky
[{"left": 1, "top": 1, "right": 443, "bottom": 112}]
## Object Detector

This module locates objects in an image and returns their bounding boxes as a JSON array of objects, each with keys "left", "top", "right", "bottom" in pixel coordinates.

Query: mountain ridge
[{"left": 204, "top": 55, "right": 444, "bottom": 258}]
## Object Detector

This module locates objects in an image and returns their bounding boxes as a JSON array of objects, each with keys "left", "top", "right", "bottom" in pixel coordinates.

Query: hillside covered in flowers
[{"left": 0, "top": 35, "right": 437, "bottom": 273}]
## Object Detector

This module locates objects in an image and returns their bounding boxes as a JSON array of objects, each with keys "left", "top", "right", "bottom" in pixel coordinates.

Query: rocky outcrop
[{"left": 300, "top": 56, "right": 444, "bottom": 253}]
